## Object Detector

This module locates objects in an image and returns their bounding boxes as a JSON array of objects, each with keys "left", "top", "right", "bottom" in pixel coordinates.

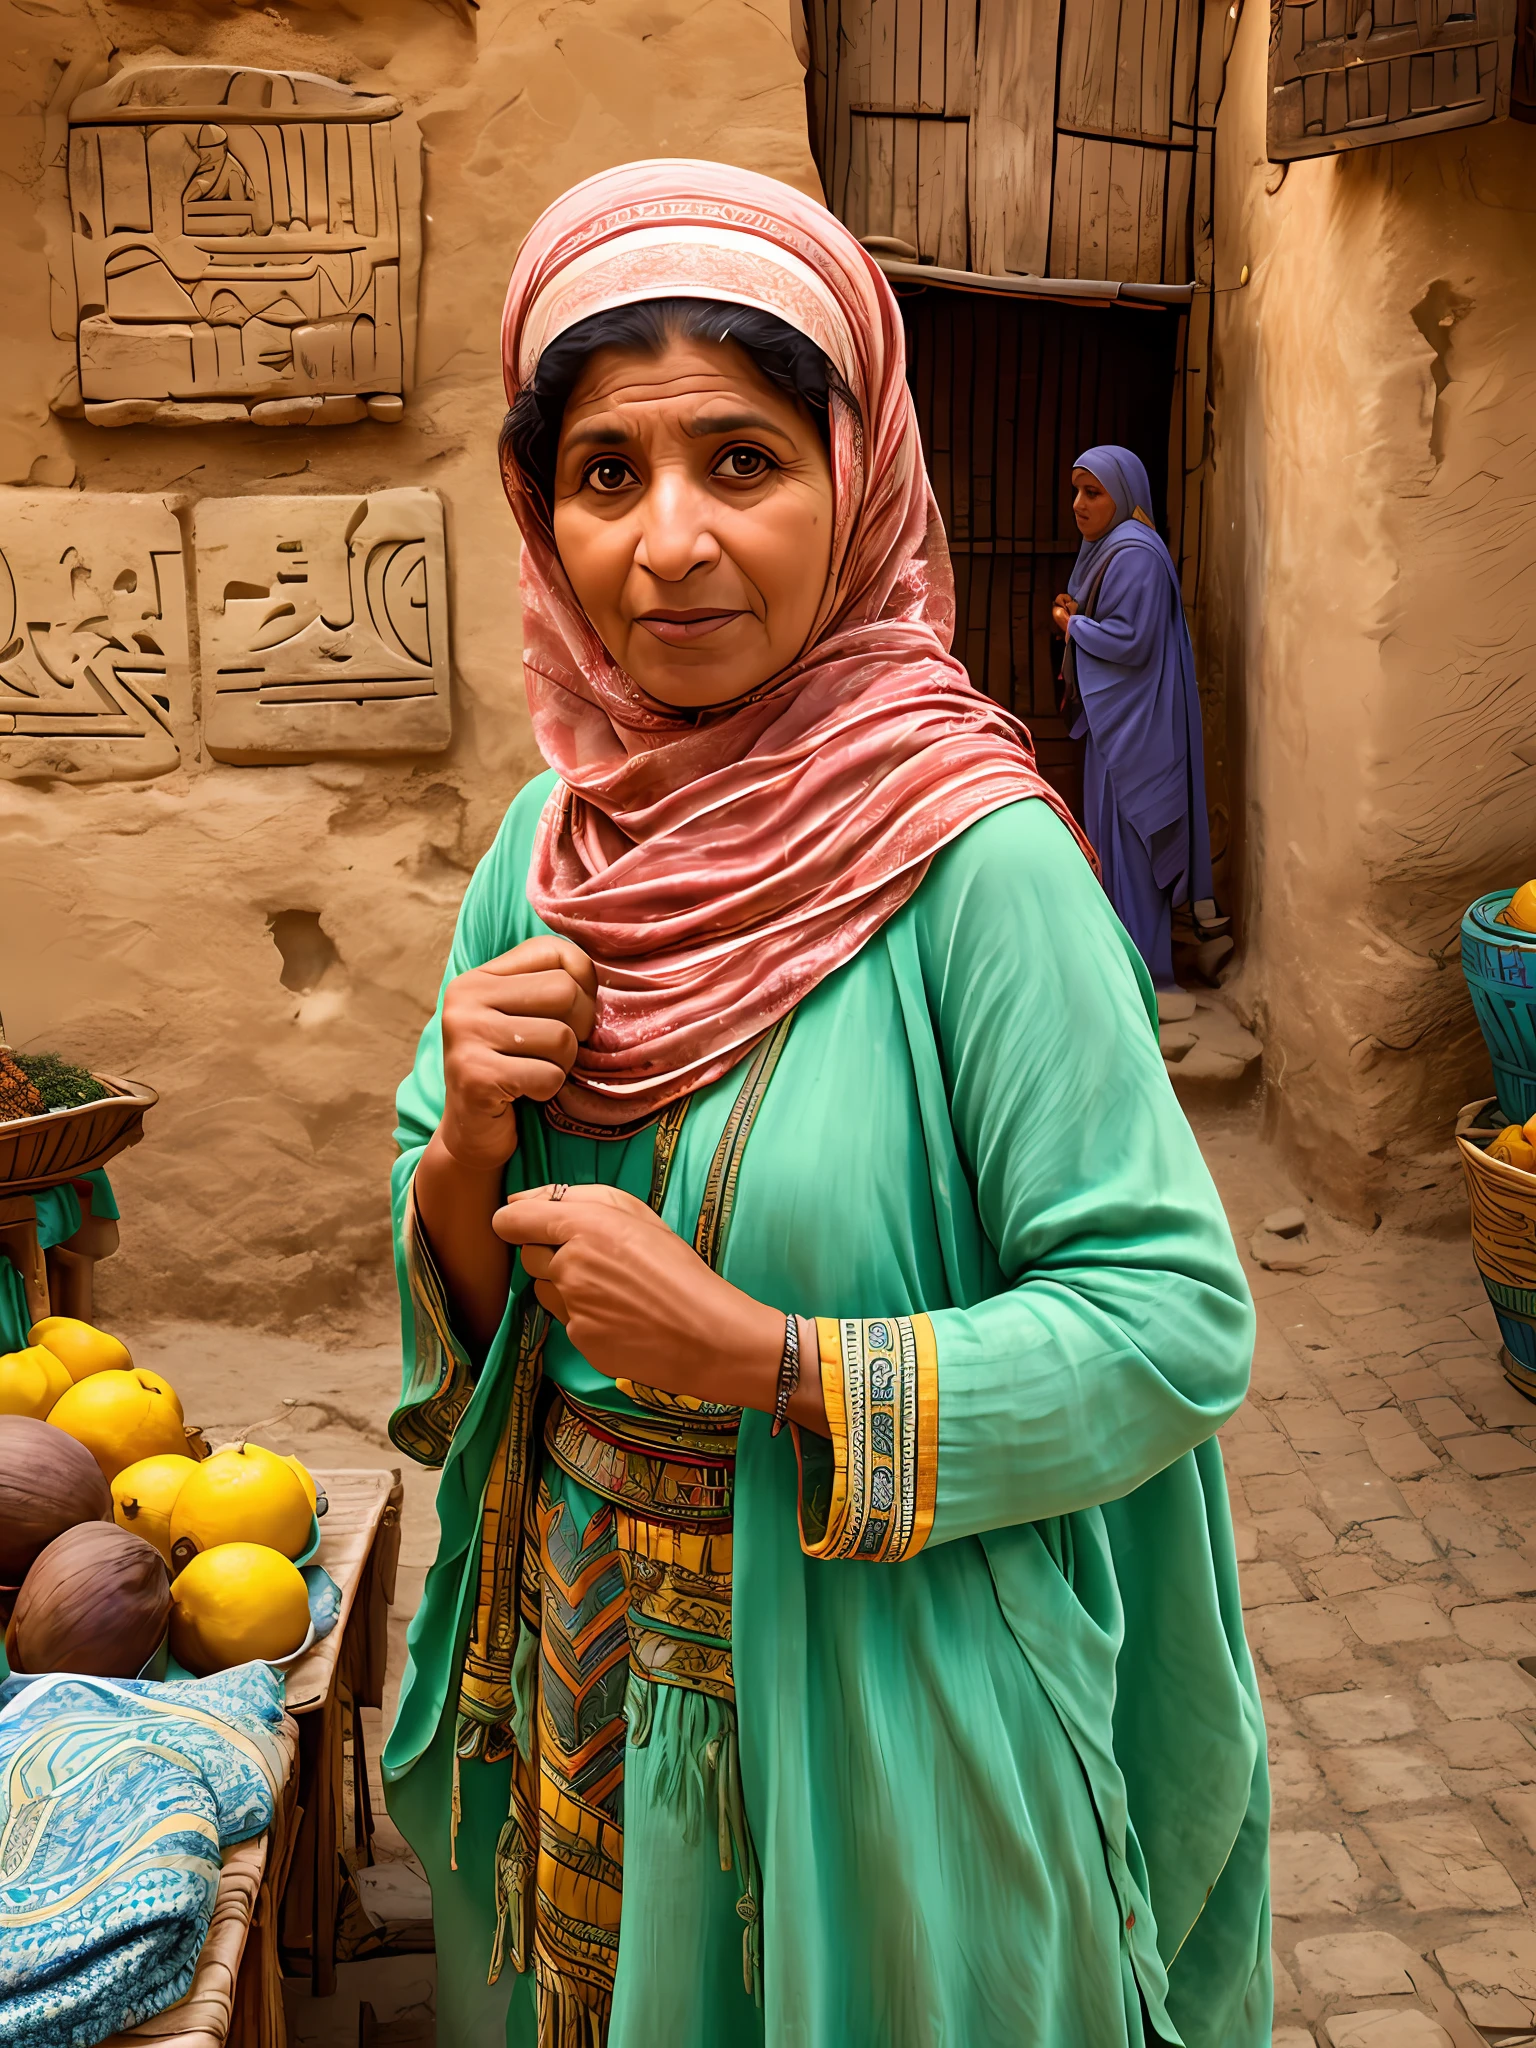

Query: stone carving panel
[
  {"left": 67, "top": 66, "right": 421, "bottom": 428},
  {"left": 0, "top": 492, "right": 190, "bottom": 783},
  {"left": 194, "top": 489, "right": 451, "bottom": 761}
]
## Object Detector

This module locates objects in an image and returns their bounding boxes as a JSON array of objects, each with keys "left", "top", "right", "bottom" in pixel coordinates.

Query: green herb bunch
[{"left": 11, "top": 1052, "right": 111, "bottom": 1110}]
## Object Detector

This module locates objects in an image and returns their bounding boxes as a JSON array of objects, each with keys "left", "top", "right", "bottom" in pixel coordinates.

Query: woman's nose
[{"left": 633, "top": 470, "right": 723, "bottom": 583}]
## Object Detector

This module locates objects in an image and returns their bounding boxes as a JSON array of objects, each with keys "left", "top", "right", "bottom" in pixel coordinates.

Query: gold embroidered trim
[
  {"left": 543, "top": 1390, "right": 736, "bottom": 1526},
  {"left": 648, "top": 1095, "right": 690, "bottom": 1210},
  {"left": 612, "top": 1377, "right": 738, "bottom": 1419},
  {"left": 616, "top": 1512, "right": 734, "bottom": 1704},
  {"left": 458, "top": 1301, "right": 550, "bottom": 1757},
  {"left": 797, "top": 1315, "right": 938, "bottom": 1563},
  {"left": 693, "top": 1012, "right": 795, "bottom": 1269},
  {"left": 388, "top": 1185, "right": 479, "bottom": 1469},
  {"left": 533, "top": 1781, "right": 624, "bottom": 2030},
  {"left": 554, "top": 1386, "right": 738, "bottom": 1458}
]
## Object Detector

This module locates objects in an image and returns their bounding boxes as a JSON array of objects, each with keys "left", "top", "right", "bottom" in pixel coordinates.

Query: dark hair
[{"left": 502, "top": 297, "right": 853, "bottom": 519}]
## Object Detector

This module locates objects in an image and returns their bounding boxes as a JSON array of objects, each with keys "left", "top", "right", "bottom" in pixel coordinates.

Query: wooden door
[
  {"left": 1049, "top": 0, "right": 1206, "bottom": 281},
  {"left": 806, "top": 0, "right": 1219, "bottom": 284},
  {"left": 897, "top": 282, "right": 1180, "bottom": 820}
]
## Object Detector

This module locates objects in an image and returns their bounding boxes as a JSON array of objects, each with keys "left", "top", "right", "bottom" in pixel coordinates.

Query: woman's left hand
[{"left": 495, "top": 1185, "right": 828, "bottom": 1433}]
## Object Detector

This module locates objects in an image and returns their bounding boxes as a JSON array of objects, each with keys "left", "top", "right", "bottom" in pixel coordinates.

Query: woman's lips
[{"left": 636, "top": 610, "right": 742, "bottom": 645}]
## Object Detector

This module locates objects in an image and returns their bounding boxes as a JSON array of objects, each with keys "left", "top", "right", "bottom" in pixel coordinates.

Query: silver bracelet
[{"left": 770, "top": 1313, "right": 801, "bottom": 1437}]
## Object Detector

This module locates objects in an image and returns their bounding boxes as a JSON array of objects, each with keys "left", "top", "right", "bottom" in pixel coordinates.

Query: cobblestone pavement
[{"left": 1197, "top": 1107, "right": 1536, "bottom": 2048}]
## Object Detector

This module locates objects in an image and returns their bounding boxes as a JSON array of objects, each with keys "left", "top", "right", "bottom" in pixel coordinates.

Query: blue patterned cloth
[{"left": 0, "top": 1664, "right": 287, "bottom": 2048}]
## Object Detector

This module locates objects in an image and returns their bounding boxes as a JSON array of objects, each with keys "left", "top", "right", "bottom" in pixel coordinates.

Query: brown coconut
[
  {"left": 0, "top": 1414, "right": 113, "bottom": 1585},
  {"left": 9, "top": 1519, "right": 170, "bottom": 1678}
]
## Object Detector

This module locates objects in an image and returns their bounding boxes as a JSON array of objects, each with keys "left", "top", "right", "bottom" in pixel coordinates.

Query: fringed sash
[{"left": 456, "top": 1015, "right": 794, "bottom": 2043}]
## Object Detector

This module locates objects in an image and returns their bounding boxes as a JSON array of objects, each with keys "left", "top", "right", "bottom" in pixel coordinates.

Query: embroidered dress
[{"left": 382, "top": 783, "right": 1270, "bottom": 2048}]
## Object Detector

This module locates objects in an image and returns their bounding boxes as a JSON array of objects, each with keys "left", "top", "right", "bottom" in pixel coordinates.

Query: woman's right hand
[
  {"left": 437, "top": 936, "right": 598, "bottom": 1171},
  {"left": 1051, "top": 593, "right": 1077, "bottom": 635}
]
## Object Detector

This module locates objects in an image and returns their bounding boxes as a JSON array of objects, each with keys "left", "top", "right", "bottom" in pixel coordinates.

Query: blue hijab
[
  {"left": 1065, "top": 445, "right": 1212, "bottom": 904},
  {"left": 1067, "top": 445, "right": 1162, "bottom": 604}
]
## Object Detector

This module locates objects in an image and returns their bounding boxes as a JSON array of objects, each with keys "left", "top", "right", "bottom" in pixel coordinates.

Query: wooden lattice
[{"left": 1267, "top": 0, "right": 1519, "bottom": 160}]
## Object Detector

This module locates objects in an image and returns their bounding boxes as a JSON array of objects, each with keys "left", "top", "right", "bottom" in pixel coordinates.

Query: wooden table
[
  {"left": 0, "top": 1181, "right": 122, "bottom": 1328},
  {"left": 278, "top": 1469, "right": 403, "bottom": 1999},
  {"left": 103, "top": 1466, "right": 405, "bottom": 2047},
  {"left": 0, "top": 1192, "right": 50, "bottom": 1326}
]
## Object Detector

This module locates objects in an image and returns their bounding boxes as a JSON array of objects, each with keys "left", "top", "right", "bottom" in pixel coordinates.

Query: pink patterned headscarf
[{"left": 500, "top": 159, "right": 1093, "bottom": 1128}]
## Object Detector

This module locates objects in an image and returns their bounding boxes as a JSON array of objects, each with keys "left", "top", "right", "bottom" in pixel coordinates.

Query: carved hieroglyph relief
[
  {"left": 67, "top": 66, "right": 421, "bottom": 428},
  {"left": 0, "top": 492, "right": 190, "bottom": 782},
  {"left": 194, "top": 489, "right": 451, "bottom": 760}
]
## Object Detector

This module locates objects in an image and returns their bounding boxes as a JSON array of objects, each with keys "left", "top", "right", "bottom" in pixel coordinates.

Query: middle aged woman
[
  {"left": 1052, "top": 447, "right": 1217, "bottom": 995},
  {"left": 382, "top": 160, "right": 1268, "bottom": 2048}
]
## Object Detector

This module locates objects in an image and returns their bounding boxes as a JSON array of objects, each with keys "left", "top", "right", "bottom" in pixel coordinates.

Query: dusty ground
[{"left": 122, "top": 1094, "right": 1536, "bottom": 2047}]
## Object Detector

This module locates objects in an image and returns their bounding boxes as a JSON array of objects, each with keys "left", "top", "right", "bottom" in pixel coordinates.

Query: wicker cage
[
  {"left": 1456, "top": 1097, "right": 1536, "bottom": 1392},
  {"left": 0, "top": 1074, "right": 158, "bottom": 1198},
  {"left": 1462, "top": 891, "right": 1536, "bottom": 1126}
]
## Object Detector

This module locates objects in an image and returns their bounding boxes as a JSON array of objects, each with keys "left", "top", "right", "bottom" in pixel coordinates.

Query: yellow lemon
[
  {"left": 0, "top": 1345, "right": 72, "bottom": 1420},
  {"left": 284, "top": 1455, "right": 318, "bottom": 1514},
  {"left": 1488, "top": 1123, "right": 1536, "bottom": 1173},
  {"left": 48, "top": 1368, "right": 188, "bottom": 1479},
  {"left": 112, "top": 1454, "right": 199, "bottom": 1564},
  {"left": 28, "top": 1317, "right": 132, "bottom": 1382},
  {"left": 1504, "top": 880, "right": 1536, "bottom": 932},
  {"left": 132, "top": 1369, "right": 184, "bottom": 1423},
  {"left": 169, "top": 1443, "right": 312, "bottom": 1568},
  {"left": 169, "top": 1543, "right": 311, "bottom": 1675}
]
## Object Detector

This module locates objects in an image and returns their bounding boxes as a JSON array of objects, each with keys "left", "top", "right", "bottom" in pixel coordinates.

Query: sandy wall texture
[
  {"left": 0, "top": 0, "right": 818, "bottom": 1334},
  {"left": 1201, "top": 4, "right": 1536, "bottom": 1224}
]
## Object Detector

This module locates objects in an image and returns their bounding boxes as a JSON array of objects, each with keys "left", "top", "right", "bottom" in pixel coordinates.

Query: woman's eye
[
  {"left": 586, "top": 459, "right": 634, "bottom": 493},
  {"left": 715, "top": 446, "right": 773, "bottom": 481}
]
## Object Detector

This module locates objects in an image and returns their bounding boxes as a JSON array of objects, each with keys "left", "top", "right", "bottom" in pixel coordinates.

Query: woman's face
[
  {"left": 1071, "top": 468, "right": 1118, "bottom": 543},
  {"left": 550, "top": 334, "right": 836, "bottom": 710}
]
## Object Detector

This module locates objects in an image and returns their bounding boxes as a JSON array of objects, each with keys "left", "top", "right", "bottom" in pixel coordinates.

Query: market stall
[{"left": 0, "top": 1054, "right": 412, "bottom": 2048}]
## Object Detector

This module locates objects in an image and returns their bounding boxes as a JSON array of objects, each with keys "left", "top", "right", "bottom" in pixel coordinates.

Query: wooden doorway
[{"left": 896, "top": 282, "right": 1181, "bottom": 820}]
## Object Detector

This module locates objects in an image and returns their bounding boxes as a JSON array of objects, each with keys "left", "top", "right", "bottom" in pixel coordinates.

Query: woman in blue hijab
[{"left": 1052, "top": 446, "right": 1214, "bottom": 991}]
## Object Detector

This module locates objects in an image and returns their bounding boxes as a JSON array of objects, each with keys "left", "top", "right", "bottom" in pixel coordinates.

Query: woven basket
[
  {"left": 0, "top": 1073, "right": 158, "bottom": 1197},
  {"left": 1462, "top": 891, "right": 1536, "bottom": 1124},
  {"left": 1456, "top": 1097, "right": 1536, "bottom": 1391}
]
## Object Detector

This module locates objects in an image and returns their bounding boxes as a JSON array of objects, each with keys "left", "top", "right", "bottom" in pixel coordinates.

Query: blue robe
[{"left": 1066, "top": 447, "right": 1212, "bottom": 988}]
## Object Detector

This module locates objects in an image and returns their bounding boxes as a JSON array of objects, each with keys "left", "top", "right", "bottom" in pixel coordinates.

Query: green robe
[{"left": 383, "top": 772, "right": 1269, "bottom": 2048}]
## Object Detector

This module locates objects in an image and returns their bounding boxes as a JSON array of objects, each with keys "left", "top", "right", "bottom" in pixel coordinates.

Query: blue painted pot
[{"left": 1462, "top": 891, "right": 1536, "bottom": 1125}]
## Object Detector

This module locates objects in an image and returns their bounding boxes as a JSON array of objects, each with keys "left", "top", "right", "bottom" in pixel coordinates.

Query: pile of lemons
[
  {"left": 1487, "top": 1113, "right": 1536, "bottom": 1176},
  {"left": 0, "top": 1316, "right": 317, "bottom": 1674}
]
